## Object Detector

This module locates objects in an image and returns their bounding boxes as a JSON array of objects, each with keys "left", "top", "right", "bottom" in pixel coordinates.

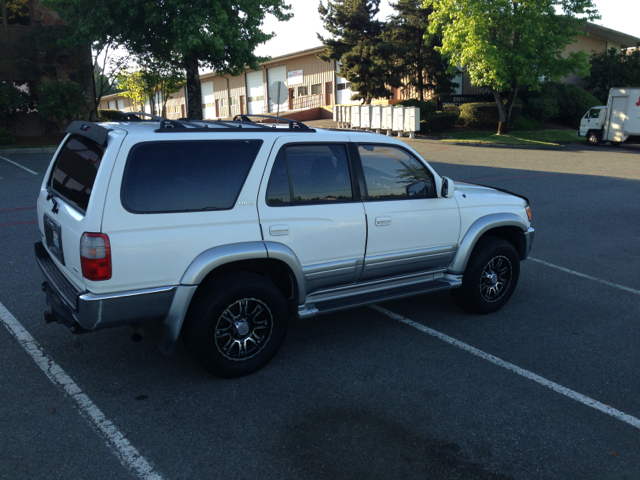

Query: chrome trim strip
[
  {"left": 309, "top": 269, "right": 446, "bottom": 303},
  {"left": 79, "top": 285, "right": 175, "bottom": 302},
  {"left": 361, "top": 245, "right": 456, "bottom": 281},
  {"left": 449, "top": 213, "right": 528, "bottom": 274}
]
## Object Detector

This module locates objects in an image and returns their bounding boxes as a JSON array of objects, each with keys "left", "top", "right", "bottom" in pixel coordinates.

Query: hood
[{"left": 454, "top": 181, "right": 529, "bottom": 207}]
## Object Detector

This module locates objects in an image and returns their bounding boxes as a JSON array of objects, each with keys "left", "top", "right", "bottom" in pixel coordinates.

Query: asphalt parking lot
[{"left": 1, "top": 140, "right": 639, "bottom": 480}]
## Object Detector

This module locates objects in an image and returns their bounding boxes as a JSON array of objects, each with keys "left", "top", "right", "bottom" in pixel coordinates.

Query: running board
[{"left": 298, "top": 279, "right": 453, "bottom": 319}]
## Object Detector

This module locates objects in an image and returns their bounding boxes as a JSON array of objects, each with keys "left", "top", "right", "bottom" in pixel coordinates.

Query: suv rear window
[
  {"left": 121, "top": 140, "right": 263, "bottom": 213},
  {"left": 50, "top": 134, "right": 105, "bottom": 212}
]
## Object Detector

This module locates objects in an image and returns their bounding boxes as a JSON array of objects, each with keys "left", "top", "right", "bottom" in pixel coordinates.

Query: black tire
[
  {"left": 183, "top": 271, "right": 288, "bottom": 378},
  {"left": 452, "top": 236, "right": 520, "bottom": 314},
  {"left": 587, "top": 131, "right": 600, "bottom": 146}
]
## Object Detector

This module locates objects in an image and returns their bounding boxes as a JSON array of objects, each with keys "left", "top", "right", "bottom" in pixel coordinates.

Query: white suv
[{"left": 36, "top": 115, "right": 534, "bottom": 378}]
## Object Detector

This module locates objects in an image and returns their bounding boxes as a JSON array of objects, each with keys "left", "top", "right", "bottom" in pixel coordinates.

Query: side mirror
[{"left": 441, "top": 177, "right": 455, "bottom": 199}]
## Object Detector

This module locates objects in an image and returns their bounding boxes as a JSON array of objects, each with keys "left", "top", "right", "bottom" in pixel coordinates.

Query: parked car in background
[{"left": 579, "top": 87, "right": 640, "bottom": 146}]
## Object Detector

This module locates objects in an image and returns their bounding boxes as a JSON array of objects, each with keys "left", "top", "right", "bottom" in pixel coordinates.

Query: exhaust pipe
[{"left": 131, "top": 326, "right": 145, "bottom": 343}]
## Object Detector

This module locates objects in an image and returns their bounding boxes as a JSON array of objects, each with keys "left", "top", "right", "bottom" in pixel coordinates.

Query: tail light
[{"left": 80, "top": 233, "right": 111, "bottom": 281}]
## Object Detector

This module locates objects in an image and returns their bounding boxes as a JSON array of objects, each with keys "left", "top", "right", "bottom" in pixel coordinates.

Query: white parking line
[
  {"left": 370, "top": 305, "right": 640, "bottom": 430},
  {"left": 529, "top": 257, "right": 640, "bottom": 295},
  {"left": 0, "top": 302, "right": 163, "bottom": 480},
  {"left": 0, "top": 155, "right": 38, "bottom": 175}
]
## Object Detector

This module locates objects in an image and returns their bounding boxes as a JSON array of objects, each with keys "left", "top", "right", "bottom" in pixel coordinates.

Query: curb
[{"left": 0, "top": 146, "right": 58, "bottom": 155}]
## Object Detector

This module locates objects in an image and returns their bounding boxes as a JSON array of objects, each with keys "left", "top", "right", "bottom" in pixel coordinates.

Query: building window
[
  {"left": 336, "top": 83, "right": 352, "bottom": 91},
  {"left": 4, "top": 0, "right": 31, "bottom": 26},
  {"left": 230, "top": 97, "right": 238, "bottom": 105},
  {"left": 297, "top": 86, "right": 308, "bottom": 97},
  {"left": 311, "top": 84, "right": 321, "bottom": 95}
]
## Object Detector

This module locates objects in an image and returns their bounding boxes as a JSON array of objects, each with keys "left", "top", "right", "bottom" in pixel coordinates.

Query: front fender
[{"left": 449, "top": 213, "right": 528, "bottom": 274}]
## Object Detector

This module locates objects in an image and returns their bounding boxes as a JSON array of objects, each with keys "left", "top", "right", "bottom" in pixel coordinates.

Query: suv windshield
[{"left": 50, "top": 134, "right": 105, "bottom": 212}]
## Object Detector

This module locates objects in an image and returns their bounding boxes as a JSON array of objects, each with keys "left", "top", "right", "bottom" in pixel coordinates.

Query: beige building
[
  {"left": 99, "top": 46, "right": 403, "bottom": 120},
  {"left": 100, "top": 22, "right": 640, "bottom": 117}
]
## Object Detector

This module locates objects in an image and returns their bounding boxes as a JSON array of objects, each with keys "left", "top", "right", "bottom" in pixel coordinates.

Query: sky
[{"left": 254, "top": 0, "right": 639, "bottom": 59}]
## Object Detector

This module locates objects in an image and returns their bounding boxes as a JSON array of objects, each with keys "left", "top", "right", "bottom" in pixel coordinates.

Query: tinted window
[
  {"left": 122, "top": 140, "right": 262, "bottom": 213},
  {"left": 358, "top": 145, "right": 435, "bottom": 200},
  {"left": 266, "top": 150, "right": 292, "bottom": 205},
  {"left": 269, "top": 144, "right": 352, "bottom": 204},
  {"left": 51, "top": 134, "right": 104, "bottom": 212}
]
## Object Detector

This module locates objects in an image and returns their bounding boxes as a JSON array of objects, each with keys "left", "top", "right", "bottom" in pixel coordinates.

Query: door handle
[
  {"left": 375, "top": 216, "right": 391, "bottom": 226},
  {"left": 269, "top": 224, "right": 289, "bottom": 236}
]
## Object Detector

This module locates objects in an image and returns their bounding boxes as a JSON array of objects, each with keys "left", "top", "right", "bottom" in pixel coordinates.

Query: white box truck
[{"left": 578, "top": 88, "right": 640, "bottom": 146}]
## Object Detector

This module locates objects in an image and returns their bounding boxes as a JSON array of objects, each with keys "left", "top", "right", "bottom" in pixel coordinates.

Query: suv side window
[
  {"left": 121, "top": 140, "right": 262, "bottom": 213},
  {"left": 50, "top": 134, "right": 105, "bottom": 212},
  {"left": 266, "top": 144, "right": 353, "bottom": 205},
  {"left": 358, "top": 144, "right": 436, "bottom": 200}
]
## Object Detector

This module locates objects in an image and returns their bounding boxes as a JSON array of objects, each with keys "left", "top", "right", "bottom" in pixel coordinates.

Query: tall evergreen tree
[
  {"left": 385, "top": 0, "right": 456, "bottom": 102},
  {"left": 318, "top": 0, "right": 401, "bottom": 104}
]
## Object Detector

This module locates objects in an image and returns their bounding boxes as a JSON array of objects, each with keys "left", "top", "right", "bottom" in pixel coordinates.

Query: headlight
[{"left": 525, "top": 205, "right": 531, "bottom": 222}]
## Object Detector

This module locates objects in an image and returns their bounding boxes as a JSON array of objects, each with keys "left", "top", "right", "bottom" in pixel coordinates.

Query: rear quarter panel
[{"left": 97, "top": 133, "right": 273, "bottom": 294}]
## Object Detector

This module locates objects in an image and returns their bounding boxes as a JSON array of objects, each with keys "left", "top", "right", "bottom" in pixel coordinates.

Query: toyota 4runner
[{"left": 36, "top": 115, "right": 534, "bottom": 378}]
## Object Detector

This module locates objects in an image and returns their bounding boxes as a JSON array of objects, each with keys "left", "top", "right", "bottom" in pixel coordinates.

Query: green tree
[
  {"left": 318, "top": 0, "right": 401, "bottom": 104},
  {"left": 118, "top": 61, "right": 185, "bottom": 116},
  {"left": 117, "top": 70, "right": 155, "bottom": 113},
  {"left": 36, "top": 81, "right": 86, "bottom": 131},
  {"left": 385, "top": 0, "right": 456, "bottom": 102},
  {"left": 587, "top": 47, "right": 640, "bottom": 103},
  {"left": 91, "top": 39, "right": 131, "bottom": 118},
  {"left": 424, "top": 0, "right": 600, "bottom": 134},
  {"left": 43, "top": 0, "right": 292, "bottom": 120}
]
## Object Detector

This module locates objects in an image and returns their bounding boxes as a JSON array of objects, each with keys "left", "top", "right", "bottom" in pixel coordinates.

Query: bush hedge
[
  {"left": 442, "top": 104, "right": 460, "bottom": 117},
  {"left": 459, "top": 102, "right": 523, "bottom": 128},
  {"left": 420, "top": 112, "right": 458, "bottom": 133},
  {"left": 512, "top": 114, "right": 540, "bottom": 131},
  {"left": 0, "top": 126, "right": 15, "bottom": 145},
  {"left": 98, "top": 109, "right": 122, "bottom": 121},
  {"left": 398, "top": 99, "right": 437, "bottom": 119},
  {"left": 523, "top": 82, "right": 600, "bottom": 128}
]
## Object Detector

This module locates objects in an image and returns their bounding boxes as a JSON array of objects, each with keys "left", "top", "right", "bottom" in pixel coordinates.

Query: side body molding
[
  {"left": 449, "top": 213, "right": 528, "bottom": 274},
  {"left": 264, "top": 241, "right": 307, "bottom": 304},
  {"left": 180, "top": 242, "right": 268, "bottom": 285}
]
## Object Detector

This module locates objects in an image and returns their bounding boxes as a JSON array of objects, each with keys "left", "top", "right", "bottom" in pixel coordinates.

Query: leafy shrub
[
  {"left": 442, "top": 104, "right": 460, "bottom": 117},
  {"left": 36, "top": 81, "right": 87, "bottom": 131},
  {"left": 525, "top": 97, "right": 559, "bottom": 123},
  {"left": 458, "top": 102, "right": 522, "bottom": 128},
  {"left": 0, "top": 126, "right": 16, "bottom": 145},
  {"left": 0, "top": 82, "right": 31, "bottom": 130},
  {"left": 398, "top": 99, "right": 437, "bottom": 119},
  {"left": 557, "top": 84, "right": 601, "bottom": 128},
  {"left": 98, "top": 109, "right": 122, "bottom": 121},
  {"left": 523, "top": 82, "right": 600, "bottom": 128},
  {"left": 420, "top": 112, "right": 458, "bottom": 133},
  {"left": 512, "top": 115, "right": 540, "bottom": 131}
]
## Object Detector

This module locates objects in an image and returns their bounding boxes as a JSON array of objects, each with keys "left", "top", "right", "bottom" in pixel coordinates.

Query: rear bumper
[{"left": 35, "top": 241, "right": 178, "bottom": 332}]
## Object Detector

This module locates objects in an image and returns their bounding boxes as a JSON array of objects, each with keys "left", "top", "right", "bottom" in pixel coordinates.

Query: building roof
[{"left": 581, "top": 22, "right": 640, "bottom": 48}]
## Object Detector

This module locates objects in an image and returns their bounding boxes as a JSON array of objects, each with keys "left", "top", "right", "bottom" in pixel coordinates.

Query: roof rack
[
  {"left": 233, "top": 114, "right": 313, "bottom": 131},
  {"left": 115, "top": 111, "right": 166, "bottom": 122},
  {"left": 152, "top": 116, "right": 316, "bottom": 133}
]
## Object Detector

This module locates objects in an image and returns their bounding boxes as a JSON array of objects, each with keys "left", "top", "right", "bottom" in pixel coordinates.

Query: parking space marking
[
  {"left": 370, "top": 304, "right": 640, "bottom": 430},
  {"left": 529, "top": 257, "right": 640, "bottom": 296},
  {"left": 0, "top": 302, "right": 163, "bottom": 480},
  {"left": 0, "top": 155, "right": 38, "bottom": 175}
]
